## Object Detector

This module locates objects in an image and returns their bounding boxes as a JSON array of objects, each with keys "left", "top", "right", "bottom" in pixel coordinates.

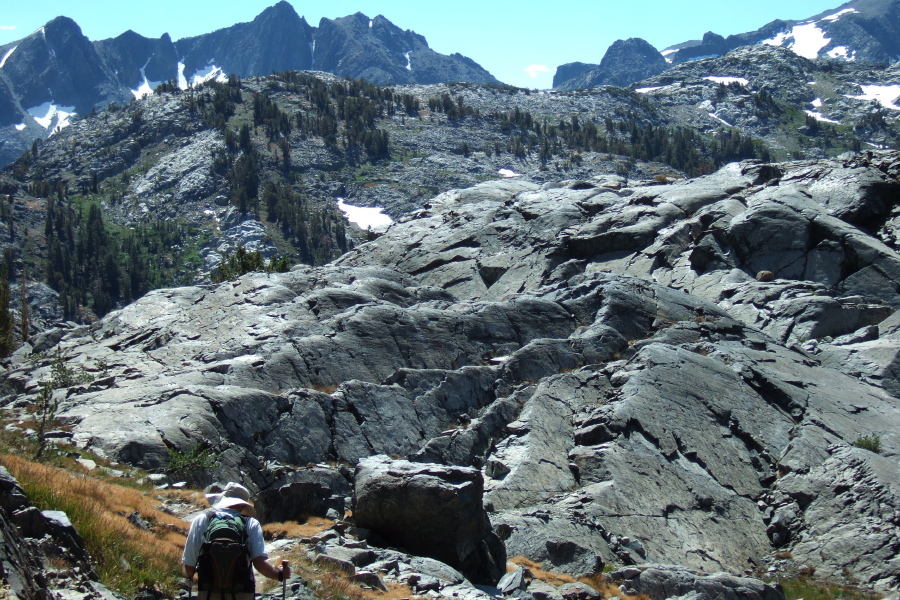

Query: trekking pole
[{"left": 281, "top": 560, "right": 288, "bottom": 600}]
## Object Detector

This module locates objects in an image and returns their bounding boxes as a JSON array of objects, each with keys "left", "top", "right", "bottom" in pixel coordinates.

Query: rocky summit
[{"left": 5, "top": 150, "right": 900, "bottom": 592}]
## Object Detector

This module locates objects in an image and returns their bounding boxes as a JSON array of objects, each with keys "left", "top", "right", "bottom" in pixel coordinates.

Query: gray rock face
[
  {"left": 771, "top": 445, "right": 900, "bottom": 589},
  {"left": 353, "top": 456, "right": 505, "bottom": 585},
  {"left": 608, "top": 565, "right": 784, "bottom": 600},
  {"left": 130, "top": 130, "right": 222, "bottom": 204},
  {"left": 8, "top": 152, "right": 900, "bottom": 590}
]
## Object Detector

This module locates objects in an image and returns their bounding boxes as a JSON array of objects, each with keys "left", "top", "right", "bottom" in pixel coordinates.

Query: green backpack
[{"left": 196, "top": 511, "right": 255, "bottom": 599}]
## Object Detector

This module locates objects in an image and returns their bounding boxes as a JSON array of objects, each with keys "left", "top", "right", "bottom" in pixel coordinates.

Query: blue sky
[{"left": 0, "top": 0, "right": 848, "bottom": 88}]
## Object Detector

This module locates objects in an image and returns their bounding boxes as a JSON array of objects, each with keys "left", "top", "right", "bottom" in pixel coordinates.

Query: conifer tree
[
  {"left": 0, "top": 266, "right": 15, "bottom": 357},
  {"left": 20, "top": 265, "right": 28, "bottom": 344}
]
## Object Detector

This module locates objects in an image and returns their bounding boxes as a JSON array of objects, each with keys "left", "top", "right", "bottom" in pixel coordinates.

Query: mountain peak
[
  {"left": 44, "top": 16, "right": 81, "bottom": 30},
  {"left": 256, "top": 1, "right": 300, "bottom": 20},
  {"left": 556, "top": 37, "right": 667, "bottom": 90}
]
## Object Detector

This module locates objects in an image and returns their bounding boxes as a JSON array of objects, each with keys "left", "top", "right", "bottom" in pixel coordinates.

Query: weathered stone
[
  {"left": 609, "top": 565, "right": 784, "bottom": 600},
  {"left": 313, "top": 554, "right": 355, "bottom": 575},
  {"left": 497, "top": 567, "right": 528, "bottom": 594},
  {"left": 355, "top": 571, "right": 388, "bottom": 592},
  {"left": 353, "top": 456, "right": 506, "bottom": 585},
  {"left": 558, "top": 582, "right": 601, "bottom": 600}
]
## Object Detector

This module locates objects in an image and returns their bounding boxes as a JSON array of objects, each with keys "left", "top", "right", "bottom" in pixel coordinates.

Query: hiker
[{"left": 182, "top": 482, "right": 289, "bottom": 600}]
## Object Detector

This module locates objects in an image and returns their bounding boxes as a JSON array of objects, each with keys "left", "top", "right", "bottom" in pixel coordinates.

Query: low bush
[{"left": 852, "top": 434, "right": 882, "bottom": 454}]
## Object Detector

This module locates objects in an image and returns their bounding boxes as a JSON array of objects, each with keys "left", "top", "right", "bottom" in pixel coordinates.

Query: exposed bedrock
[{"left": 7, "top": 151, "right": 900, "bottom": 589}]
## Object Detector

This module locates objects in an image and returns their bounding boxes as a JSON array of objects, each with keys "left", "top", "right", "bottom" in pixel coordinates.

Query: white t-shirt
[{"left": 182, "top": 508, "right": 268, "bottom": 568}]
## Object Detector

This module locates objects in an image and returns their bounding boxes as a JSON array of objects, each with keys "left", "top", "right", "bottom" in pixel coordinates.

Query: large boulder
[{"left": 352, "top": 456, "right": 506, "bottom": 585}]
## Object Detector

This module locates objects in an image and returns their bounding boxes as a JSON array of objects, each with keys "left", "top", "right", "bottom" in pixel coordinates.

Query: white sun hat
[{"left": 204, "top": 482, "right": 256, "bottom": 517}]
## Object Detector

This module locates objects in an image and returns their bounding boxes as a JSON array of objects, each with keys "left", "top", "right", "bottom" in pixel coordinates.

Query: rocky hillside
[
  {"left": 4, "top": 150, "right": 900, "bottom": 593},
  {"left": 1, "top": 56, "right": 898, "bottom": 326},
  {"left": 0, "top": 71, "right": 759, "bottom": 325},
  {"left": 555, "top": 0, "right": 900, "bottom": 92},
  {"left": 664, "top": 0, "right": 900, "bottom": 66},
  {"left": 632, "top": 45, "right": 900, "bottom": 155},
  {"left": 0, "top": 1, "right": 497, "bottom": 168}
]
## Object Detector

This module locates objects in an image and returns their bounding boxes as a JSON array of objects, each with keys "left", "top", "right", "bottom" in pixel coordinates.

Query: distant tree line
[
  {"left": 42, "top": 190, "right": 202, "bottom": 320},
  {"left": 486, "top": 107, "right": 769, "bottom": 176}
]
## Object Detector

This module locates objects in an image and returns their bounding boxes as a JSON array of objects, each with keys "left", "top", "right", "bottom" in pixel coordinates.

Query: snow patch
[
  {"left": 0, "top": 45, "right": 17, "bottom": 69},
  {"left": 369, "top": 20, "right": 373, "bottom": 28},
  {"left": 26, "top": 102, "right": 75, "bottom": 133},
  {"left": 498, "top": 169, "right": 522, "bottom": 178},
  {"left": 805, "top": 110, "right": 841, "bottom": 124},
  {"left": 827, "top": 46, "right": 855, "bottom": 60},
  {"left": 762, "top": 22, "right": 831, "bottom": 59},
  {"left": 709, "top": 113, "right": 732, "bottom": 127},
  {"left": 812, "top": 98, "right": 823, "bottom": 108},
  {"left": 177, "top": 61, "right": 188, "bottom": 90},
  {"left": 689, "top": 54, "right": 721, "bottom": 61},
  {"left": 635, "top": 87, "right": 662, "bottom": 94},
  {"left": 131, "top": 59, "right": 161, "bottom": 99},
  {"left": 189, "top": 63, "right": 229, "bottom": 87},
  {"left": 14, "top": 123, "right": 25, "bottom": 131},
  {"left": 404, "top": 51, "right": 412, "bottom": 71},
  {"left": 845, "top": 84, "right": 900, "bottom": 111},
  {"left": 787, "top": 22, "right": 830, "bottom": 59},
  {"left": 762, "top": 31, "right": 792, "bottom": 47},
  {"left": 661, "top": 49, "right": 678, "bottom": 56},
  {"left": 821, "top": 8, "right": 858, "bottom": 22},
  {"left": 337, "top": 199, "right": 393, "bottom": 232},
  {"left": 704, "top": 76, "right": 749, "bottom": 87}
]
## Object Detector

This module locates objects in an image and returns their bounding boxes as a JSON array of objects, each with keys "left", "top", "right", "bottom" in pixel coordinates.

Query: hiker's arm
[
  {"left": 252, "top": 557, "right": 290, "bottom": 581},
  {"left": 182, "top": 513, "right": 208, "bottom": 581}
]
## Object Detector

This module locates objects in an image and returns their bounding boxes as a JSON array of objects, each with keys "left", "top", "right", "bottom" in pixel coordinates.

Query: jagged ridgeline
[{"left": 0, "top": 70, "right": 783, "bottom": 326}]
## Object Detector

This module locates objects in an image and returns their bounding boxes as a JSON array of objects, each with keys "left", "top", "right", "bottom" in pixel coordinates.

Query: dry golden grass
[
  {"left": 158, "top": 488, "right": 206, "bottom": 507},
  {"left": 262, "top": 518, "right": 334, "bottom": 540},
  {"left": 255, "top": 542, "right": 415, "bottom": 600},
  {"left": 311, "top": 384, "right": 339, "bottom": 394},
  {"left": 508, "top": 557, "right": 650, "bottom": 600},
  {"left": 509, "top": 556, "right": 577, "bottom": 586},
  {"left": 2, "top": 454, "right": 187, "bottom": 597}
]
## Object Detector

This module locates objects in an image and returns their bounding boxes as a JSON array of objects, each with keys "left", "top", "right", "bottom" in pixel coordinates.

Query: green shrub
[
  {"left": 165, "top": 442, "right": 218, "bottom": 481},
  {"left": 852, "top": 434, "right": 882, "bottom": 454}
]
